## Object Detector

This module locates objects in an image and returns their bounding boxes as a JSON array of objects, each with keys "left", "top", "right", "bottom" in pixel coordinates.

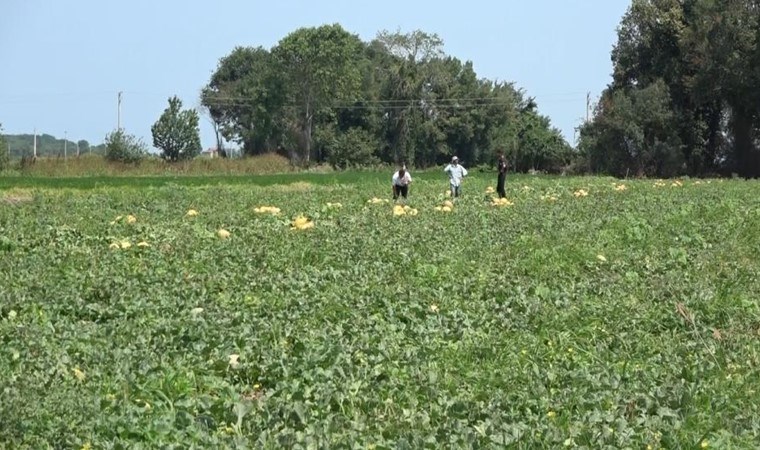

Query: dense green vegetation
[
  {"left": 3, "top": 2, "right": 760, "bottom": 448},
  {"left": 0, "top": 153, "right": 295, "bottom": 178},
  {"left": 0, "top": 170, "right": 446, "bottom": 190},
  {"left": 2, "top": 175, "right": 759, "bottom": 448},
  {"left": 201, "top": 27, "right": 572, "bottom": 171},
  {"left": 579, "top": 0, "right": 760, "bottom": 178}
]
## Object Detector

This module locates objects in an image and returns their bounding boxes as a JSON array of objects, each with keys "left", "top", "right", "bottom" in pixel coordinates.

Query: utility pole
[
  {"left": 586, "top": 92, "right": 591, "bottom": 123},
  {"left": 76, "top": 140, "right": 80, "bottom": 157},
  {"left": 117, "top": 91, "right": 123, "bottom": 130},
  {"left": 64, "top": 131, "right": 68, "bottom": 160}
]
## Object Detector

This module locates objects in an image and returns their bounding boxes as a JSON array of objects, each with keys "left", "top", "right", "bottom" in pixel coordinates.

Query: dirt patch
[
  {"left": 269, "top": 182, "right": 316, "bottom": 192},
  {"left": 1, "top": 189, "right": 34, "bottom": 205}
]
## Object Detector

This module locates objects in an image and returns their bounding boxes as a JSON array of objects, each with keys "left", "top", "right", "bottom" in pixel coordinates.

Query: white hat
[{"left": 452, "top": 156, "right": 459, "bottom": 161}]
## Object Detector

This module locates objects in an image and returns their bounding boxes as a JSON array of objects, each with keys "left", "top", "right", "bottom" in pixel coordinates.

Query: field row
[{"left": 1, "top": 176, "right": 759, "bottom": 449}]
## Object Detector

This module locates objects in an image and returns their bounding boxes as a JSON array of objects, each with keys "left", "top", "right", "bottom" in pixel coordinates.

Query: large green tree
[
  {"left": 274, "top": 24, "right": 365, "bottom": 163},
  {"left": 680, "top": 0, "right": 760, "bottom": 176},
  {"left": 373, "top": 30, "right": 444, "bottom": 165},
  {"left": 581, "top": 0, "right": 760, "bottom": 177},
  {"left": 580, "top": 80, "right": 682, "bottom": 177},
  {"left": 201, "top": 46, "right": 284, "bottom": 156},
  {"left": 151, "top": 96, "right": 202, "bottom": 162},
  {"left": 76, "top": 140, "right": 90, "bottom": 156}
]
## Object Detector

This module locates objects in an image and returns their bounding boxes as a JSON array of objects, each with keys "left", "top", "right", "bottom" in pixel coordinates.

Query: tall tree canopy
[
  {"left": 200, "top": 46, "right": 284, "bottom": 157},
  {"left": 201, "top": 24, "right": 570, "bottom": 170},
  {"left": 579, "top": 0, "right": 760, "bottom": 178}
]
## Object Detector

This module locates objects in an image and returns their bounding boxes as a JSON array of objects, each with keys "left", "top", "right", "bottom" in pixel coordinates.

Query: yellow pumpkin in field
[
  {"left": 573, "top": 189, "right": 589, "bottom": 197},
  {"left": 254, "top": 206, "right": 281, "bottom": 215},
  {"left": 72, "top": 367, "right": 86, "bottom": 381},
  {"left": 491, "top": 197, "right": 514, "bottom": 207},
  {"left": 541, "top": 194, "right": 559, "bottom": 202},
  {"left": 291, "top": 215, "right": 314, "bottom": 230}
]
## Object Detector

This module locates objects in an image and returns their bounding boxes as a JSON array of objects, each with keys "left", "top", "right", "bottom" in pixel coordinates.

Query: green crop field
[{"left": 1, "top": 174, "right": 759, "bottom": 449}]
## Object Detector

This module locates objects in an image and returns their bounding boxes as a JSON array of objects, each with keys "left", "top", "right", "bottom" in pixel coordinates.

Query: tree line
[
  {"left": 578, "top": 0, "right": 760, "bottom": 178},
  {"left": 2, "top": 26, "right": 571, "bottom": 172},
  {"left": 0, "top": 132, "right": 96, "bottom": 160},
  {"left": 8, "top": 4, "right": 760, "bottom": 177},
  {"left": 201, "top": 26, "right": 572, "bottom": 171}
]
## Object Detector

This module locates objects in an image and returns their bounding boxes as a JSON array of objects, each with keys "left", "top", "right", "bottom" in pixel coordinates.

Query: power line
[
  {"left": 199, "top": 94, "right": 587, "bottom": 110},
  {"left": 0, "top": 91, "right": 588, "bottom": 120},
  {"left": 0, "top": 90, "right": 588, "bottom": 103}
]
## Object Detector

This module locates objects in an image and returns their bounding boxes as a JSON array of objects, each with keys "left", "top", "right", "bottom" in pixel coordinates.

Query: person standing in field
[
  {"left": 444, "top": 156, "right": 468, "bottom": 198},
  {"left": 497, "top": 152, "right": 508, "bottom": 198},
  {"left": 392, "top": 165, "right": 412, "bottom": 201}
]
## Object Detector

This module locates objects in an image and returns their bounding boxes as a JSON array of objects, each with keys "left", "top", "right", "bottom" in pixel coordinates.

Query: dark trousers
[
  {"left": 497, "top": 173, "right": 506, "bottom": 198},
  {"left": 393, "top": 184, "right": 408, "bottom": 199}
]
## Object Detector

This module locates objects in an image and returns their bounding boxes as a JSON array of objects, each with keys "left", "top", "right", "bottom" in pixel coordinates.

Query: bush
[
  {"left": 562, "top": 158, "right": 591, "bottom": 176},
  {"left": 324, "top": 127, "right": 380, "bottom": 170},
  {"left": 105, "top": 129, "right": 147, "bottom": 164},
  {"left": 0, "top": 125, "right": 9, "bottom": 171}
]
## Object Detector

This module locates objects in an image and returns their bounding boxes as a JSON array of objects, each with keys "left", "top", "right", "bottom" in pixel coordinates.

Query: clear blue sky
[{"left": 0, "top": 0, "right": 630, "bottom": 151}]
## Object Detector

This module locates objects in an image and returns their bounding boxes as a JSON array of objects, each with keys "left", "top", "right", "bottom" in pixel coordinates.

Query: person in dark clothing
[{"left": 497, "top": 153, "right": 508, "bottom": 198}]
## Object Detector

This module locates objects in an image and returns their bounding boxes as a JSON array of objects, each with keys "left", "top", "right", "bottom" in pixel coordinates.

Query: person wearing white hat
[{"left": 444, "top": 156, "right": 468, "bottom": 198}]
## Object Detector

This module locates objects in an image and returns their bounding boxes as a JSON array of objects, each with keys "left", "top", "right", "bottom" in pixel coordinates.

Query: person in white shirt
[
  {"left": 391, "top": 166, "right": 412, "bottom": 201},
  {"left": 444, "top": 156, "right": 468, "bottom": 198}
]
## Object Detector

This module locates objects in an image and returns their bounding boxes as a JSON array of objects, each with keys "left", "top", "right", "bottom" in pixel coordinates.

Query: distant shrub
[
  {"left": 0, "top": 124, "right": 9, "bottom": 171},
  {"left": 105, "top": 129, "right": 147, "bottom": 164}
]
